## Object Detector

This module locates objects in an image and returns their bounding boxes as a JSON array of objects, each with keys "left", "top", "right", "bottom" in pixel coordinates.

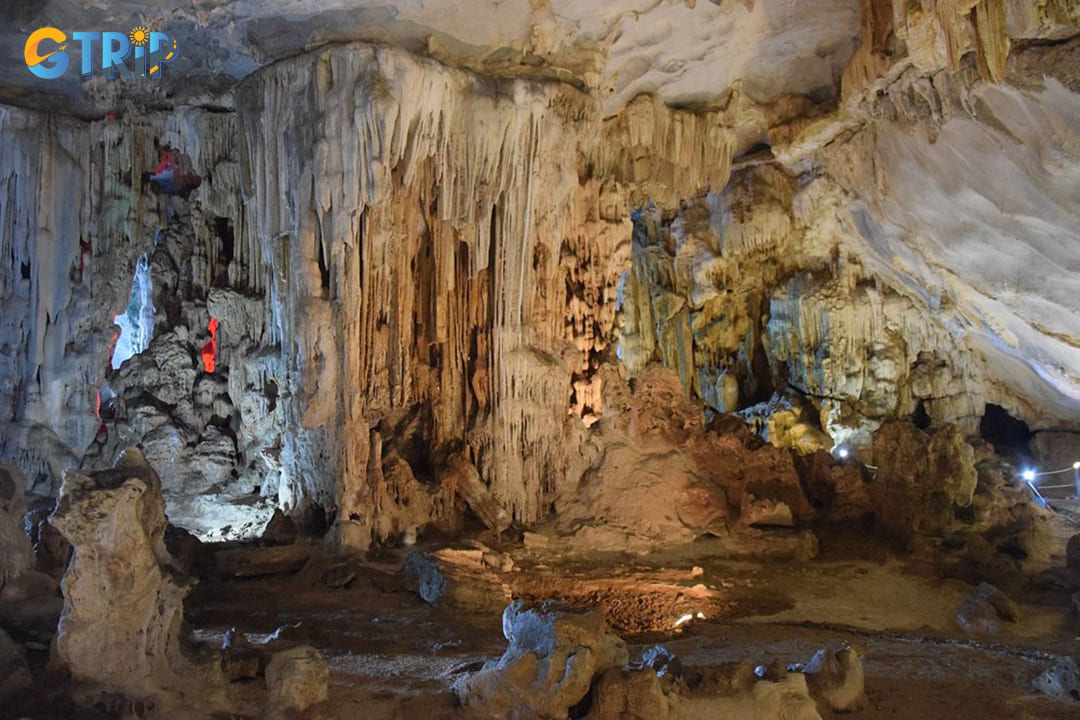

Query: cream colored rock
[
  {"left": 801, "top": 646, "right": 867, "bottom": 713},
  {"left": 588, "top": 667, "right": 673, "bottom": 720},
  {"left": 50, "top": 449, "right": 228, "bottom": 709},
  {"left": 673, "top": 664, "right": 823, "bottom": 720},
  {"left": 265, "top": 646, "right": 329, "bottom": 716}
]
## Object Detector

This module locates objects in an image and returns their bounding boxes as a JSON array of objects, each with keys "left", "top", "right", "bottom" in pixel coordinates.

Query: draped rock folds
[
  {"left": 0, "top": 0, "right": 1078, "bottom": 552},
  {"left": 239, "top": 45, "right": 633, "bottom": 546}
]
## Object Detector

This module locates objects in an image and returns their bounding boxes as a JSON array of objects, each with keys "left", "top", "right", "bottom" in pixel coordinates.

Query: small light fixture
[
  {"left": 1073, "top": 461, "right": 1080, "bottom": 470},
  {"left": 1022, "top": 469, "right": 1036, "bottom": 483},
  {"left": 837, "top": 447, "right": 849, "bottom": 459}
]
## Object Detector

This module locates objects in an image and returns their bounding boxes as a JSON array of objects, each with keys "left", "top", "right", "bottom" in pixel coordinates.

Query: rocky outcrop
[
  {"left": 265, "top": 646, "right": 329, "bottom": 717},
  {"left": 455, "top": 601, "right": 629, "bottom": 719},
  {"left": 545, "top": 366, "right": 824, "bottom": 552},
  {"left": 0, "top": 627, "right": 32, "bottom": 703},
  {"left": 50, "top": 449, "right": 228, "bottom": 710},
  {"left": 461, "top": 608, "right": 868, "bottom": 720},
  {"left": 955, "top": 581, "right": 1021, "bottom": 635},
  {"left": 871, "top": 421, "right": 977, "bottom": 536}
]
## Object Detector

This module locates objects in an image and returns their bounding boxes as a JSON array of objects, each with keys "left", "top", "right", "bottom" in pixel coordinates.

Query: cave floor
[{"left": 181, "top": 527, "right": 1080, "bottom": 719}]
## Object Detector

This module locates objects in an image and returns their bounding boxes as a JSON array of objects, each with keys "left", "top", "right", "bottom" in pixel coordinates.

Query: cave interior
[{"left": 2, "top": 1, "right": 1080, "bottom": 718}]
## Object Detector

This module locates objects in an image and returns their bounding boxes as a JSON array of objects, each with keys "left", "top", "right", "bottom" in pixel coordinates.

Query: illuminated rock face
[{"left": 0, "top": 2, "right": 1077, "bottom": 547}]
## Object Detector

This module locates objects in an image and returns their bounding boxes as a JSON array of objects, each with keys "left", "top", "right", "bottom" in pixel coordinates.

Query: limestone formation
[
  {"left": 1032, "top": 656, "right": 1080, "bottom": 699},
  {"left": 455, "top": 601, "right": 629, "bottom": 718},
  {"left": 0, "top": 627, "right": 32, "bottom": 703},
  {"left": 800, "top": 646, "right": 867, "bottom": 713},
  {"left": 871, "top": 422, "right": 978, "bottom": 536},
  {"left": 265, "top": 646, "right": 329, "bottom": 716},
  {"left": 1, "top": 0, "right": 1078, "bottom": 553},
  {"left": 50, "top": 449, "right": 228, "bottom": 709},
  {"left": 402, "top": 548, "right": 512, "bottom": 613},
  {"left": 0, "top": 1, "right": 1078, "bottom": 713}
]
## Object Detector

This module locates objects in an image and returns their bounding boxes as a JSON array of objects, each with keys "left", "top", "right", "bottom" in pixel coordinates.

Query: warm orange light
[{"left": 201, "top": 317, "right": 218, "bottom": 373}]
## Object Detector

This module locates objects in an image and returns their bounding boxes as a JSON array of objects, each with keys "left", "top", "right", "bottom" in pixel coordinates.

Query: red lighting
[{"left": 201, "top": 317, "right": 218, "bottom": 373}]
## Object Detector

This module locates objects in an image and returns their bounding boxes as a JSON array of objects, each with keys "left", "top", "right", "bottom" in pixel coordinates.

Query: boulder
[
  {"left": 675, "top": 663, "right": 823, "bottom": 719},
  {"left": 402, "top": 549, "right": 510, "bottom": 612},
  {"left": 215, "top": 545, "right": 312, "bottom": 578},
  {"left": 799, "top": 646, "right": 866, "bottom": 712},
  {"left": 261, "top": 508, "right": 299, "bottom": 546},
  {"left": 439, "top": 453, "right": 510, "bottom": 533},
  {"left": 0, "top": 568, "right": 62, "bottom": 642},
  {"left": 871, "top": 422, "right": 977, "bottom": 536},
  {"left": 589, "top": 667, "right": 672, "bottom": 719},
  {"left": 265, "top": 646, "right": 329, "bottom": 715},
  {"left": 1032, "top": 656, "right": 1079, "bottom": 698},
  {"left": 1067, "top": 533, "right": 1080, "bottom": 572},
  {"left": 456, "top": 601, "right": 628, "bottom": 719},
  {"left": 955, "top": 582, "right": 1020, "bottom": 635}
]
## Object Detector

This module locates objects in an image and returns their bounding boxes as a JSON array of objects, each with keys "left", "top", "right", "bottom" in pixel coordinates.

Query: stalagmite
[{"left": 50, "top": 449, "right": 228, "bottom": 709}]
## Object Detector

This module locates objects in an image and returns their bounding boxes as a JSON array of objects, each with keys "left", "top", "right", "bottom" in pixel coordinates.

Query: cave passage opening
[{"left": 980, "top": 403, "right": 1033, "bottom": 462}]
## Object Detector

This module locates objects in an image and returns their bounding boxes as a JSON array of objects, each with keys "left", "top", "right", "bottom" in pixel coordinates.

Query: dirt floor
[{"left": 168, "top": 524, "right": 1080, "bottom": 719}]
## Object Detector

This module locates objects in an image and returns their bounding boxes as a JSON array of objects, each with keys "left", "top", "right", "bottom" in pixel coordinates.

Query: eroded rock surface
[
  {"left": 456, "top": 601, "right": 629, "bottom": 718},
  {"left": 50, "top": 449, "right": 228, "bottom": 709},
  {"left": 265, "top": 646, "right": 329, "bottom": 716}
]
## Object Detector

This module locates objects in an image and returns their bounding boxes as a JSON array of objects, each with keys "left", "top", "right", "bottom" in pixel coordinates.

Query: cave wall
[
  {"left": 0, "top": 106, "right": 90, "bottom": 495},
  {"left": 1, "top": 0, "right": 1078, "bottom": 545},
  {"left": 0, "top": 106, "right": 288, "bottom": 540},
  {"left": 237, "top": 45, "right": 634, "bottom": 547}
]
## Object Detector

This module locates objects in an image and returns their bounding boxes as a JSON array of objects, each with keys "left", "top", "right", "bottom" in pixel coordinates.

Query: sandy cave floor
[{"left": 174, "top": 526, "right": 1080, "bottom": 720}]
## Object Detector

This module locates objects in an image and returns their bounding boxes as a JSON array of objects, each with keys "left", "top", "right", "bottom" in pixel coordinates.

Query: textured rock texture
[
  {"left": 264, "top": 646, "right": 329, "bottom": 716},
  {"left": 0, "top": 0, "right": 1077, "bottom": 551},
  {"left": 460, "top": 606, "right": 868, "bottom": 720},
  {"left": 871, "top": 421, "right": 978, "bottom": 536},
  {"left": 50, "top": 449, "right": 227, "bottom": 708},
  {"left": 455, "top": 601, "right": 629, "bottom": 718}
]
